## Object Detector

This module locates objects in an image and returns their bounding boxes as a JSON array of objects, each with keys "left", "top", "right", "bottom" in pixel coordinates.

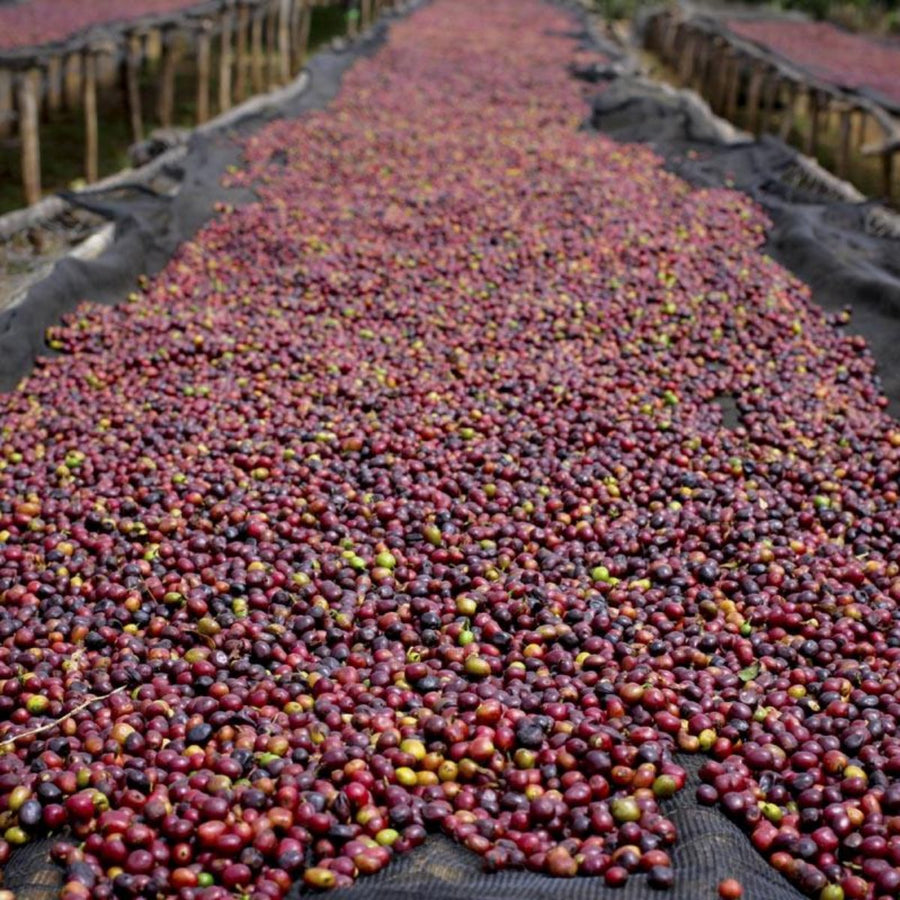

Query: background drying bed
[
  {"left": 0, "top": 0, "right": 207, "bottom": 51},
  {"left": 1, "top": 1, "right": 900, "bottom": 900},
  {"left": 726, "top": 17, "right": 900, "bottom": 110}
]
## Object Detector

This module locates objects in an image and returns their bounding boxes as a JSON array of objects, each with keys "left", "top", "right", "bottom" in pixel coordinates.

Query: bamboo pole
[
  {"left": 805, "top": 89, "right": 820, "bottom": 157},
  {"left": 251, "top": 6, "right": 265, "bottom": 94},
  {"left": 708, "top": 40, "right": 727, "bottom": 113},
  {"left": 125, "top": 32, "right": 144, "bottom": 143},
  {"left": 759, "top": 70, "right": 777, "bottom": 134},
  {"left": 779, "top": 80, "right": 799, "bottom": 143},
  {"left": 836, "top": 103, "right": 852, "bottom": 179},
  {"left": 646, "top": 12, "right": 663, "bottom": 52},
  {"left": 725, "top": 54, "right": 741, "bottom": 123},
  {"left": 661, "top": 15, "right": 678, "bottom": 63},
  {"left": 266, "top": 0, "right": 279, "bottom": 89},
  {"left": 157, "top": 27, "right": 179, "bottom": 127},
  {"left": 96, "top": 49, "right": 118, "bottom": 90},
  {"left": 235, "top": 3, "right": 250, "bottom": 101},
  {"left": 83, "top": 49, "right": 99, "bottom": 183},
  {"left": 677, "top": 31, "right": 695, "bottom": 84},
  {"left": 297, "top": 0, "right": 312, "bottom": 67},
  {"left": 883, "top": 151, "right": 895, "bottom": 203},
  {"left": 692, "top": 34, "right": 709, "bottom": 93},
  {"left": 196, "top": 19, "right": 213, "bottom": 124},
  {"left": 45, "top": 55, "right": 62, "bottom": 116},
  {"left": 219, "top": 5, "right": 234, "bottom": 113},
  {"left": 278, "top": 0, "right": 292, "bottom": 84},
  {"left": 17, "top": 68, "right": 42, "bottom": 205},
  {"left": 145, "top": 27, "right": 163, "bottom": 63},
  {"left": 288, "top": 0, "right": 301, "bottom": 73},
  {"left": 854, "top": 107, "right": 867, "bottom": 151},
  {"left": 0, "top": 68, "right": 12, "bottom": 140},
  {"left": 63, "top": 51, "right": 82, "bottom": 111},
  {"left": 745, "top": 63, "right": 764, "bottom": 135}
]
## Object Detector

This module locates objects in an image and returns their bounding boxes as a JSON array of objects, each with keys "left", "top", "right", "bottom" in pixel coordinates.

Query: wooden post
[
  {"left": 836, "top": 104, "right": 852, "bottom": 179},
  {"left": 45, "top": 55, "right": 62, "bottom": 116},
  {"left": 745, "top": 63, "right": 764, "bottom": 135},
  {"left": 63, "top": 51, "right": 82, "bottom": 111},
  {"left": 692, "top": 34, "right": 709, "bottom": 94},
  {"left": 125, "top": 32, "right": 144, "bottom": 143},
  {"left": 805, "top": 89, "right": 820, "bottom": 157},
  {"left": 707, "top": 40, "right": 726, "bottom": 112},
  {"left": 854, "top": 108, "right": 868, "bottom": 151},
  {"left": 288, "top": 0, "right": 300, "bottom": 73},
  {"left": 362, "top": 0, "right": 373, "bottom": 30},
  {"left": 0, "top": 68, "right": 12, "bottom": 139},
  {"left": 83, "top": 49, "right": 99, "bottom": 184},
  {"left": 779, "top": 80, "right": 798, "bottom": 142},
  {"left": 157, "top": 27, "right": 179, "bottom": 127},
  {"left": 235, "top": 3, "right": 250, "bottom": 101},
  {"left": 882, "top": 151, "right": 895, "bottom": 203},
  {"left": 278, "top": 0, "right": 291, "bottom": 84},
  {"left": 297, "top": 0, "right": 312, "bottom": 67},
  {"left": 17, "top": 69, "right": 42, "bottom": 205},
  {"left": 145, "top": 28, "right": 163, "bottom": 63},
  {"left": 219, "top": 5, "right": 234, "bottom": 113},
  {"left": 266, "top": 0, "right": 279, "bottom": 89},
  {"left": 196, "top": 19, "right": 213, "bottom": 124},
  {"left": 661, "top": 15, "right": 678, "bottom": 63},
  {"left": 677, "top": 31, "right": 695, "bottom": 84},
  {"left": 96, "top": 50, "right": 118, "bottom": 90},
  {"left": 251, "top": 6, "right": 265, "bottom": 94},
  {"left": 725, "top": 54, "right": 741, "bottom": 122},
  {"left": 646, "top": 13, "right": 663, "bottom": 52},
  {"left": 759, "top": 70, "right": 777, "bottom": 134}
]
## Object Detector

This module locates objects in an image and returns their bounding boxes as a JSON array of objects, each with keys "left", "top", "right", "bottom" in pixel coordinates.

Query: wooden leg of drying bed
[
  {"left": 0, "top": 68, "right": 12, "bottom": 139},
  {"left": 63, "top": 51, "right": 82, "bottom": 112},
  {"left": 837, "top": 105, "right": 852, "bottom": 180},
  {"left": 45, "top": 55, "right": 62, "bottom": 117},
  {"left": 251, "top": 9, "right": 265, "bottom": 95},
  {"left": 18, "top": 69, "right": 42, "bottom": 205},
  {"left": 125, "top": 32, "right": 144, "bottom": 143},
  {"left": 196, "top": 20, "right": 213, "bottom": 125},
  {"left": 219, "top": 8, "right": 234, "bottom": 113},
  {"left": 745, "top": 63, "right": 764, "bottom": 135},
  {"left": 83, "top": 50, "right": 99, "bottom": 184},
  {"left": 779, "top": 80, "right": 798, "bottom": 143},
  {"left": 236, "top": 4, "right": 250, "bottom": 100},
  {"left": 157, "top": 29, "right": 179, "bottom": 127},
  {"left": 278, "top": 0, "right": 292, "bottom": 85}
]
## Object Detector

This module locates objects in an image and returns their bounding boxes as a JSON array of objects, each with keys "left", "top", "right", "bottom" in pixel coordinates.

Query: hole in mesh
[{"left": 712, "top": 393, "right": 741, "bottom": 430}]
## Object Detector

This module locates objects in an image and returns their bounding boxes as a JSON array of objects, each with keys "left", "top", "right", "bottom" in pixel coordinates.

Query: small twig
[{"left": 0, "top": 685, "right": 127, "bottom": 750}]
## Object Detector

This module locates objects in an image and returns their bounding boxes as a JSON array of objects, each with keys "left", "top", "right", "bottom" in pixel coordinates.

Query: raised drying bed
[
  {"left": 643, "top": 7, "right": 900, "bottom": 205},
  {"left": 0, "top": 0, "right": 381, "bottom": 208}
]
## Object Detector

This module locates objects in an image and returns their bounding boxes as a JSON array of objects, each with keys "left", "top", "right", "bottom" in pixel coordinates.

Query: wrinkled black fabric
[{"left": 282, "top": 754, "right": 804, "bottom": 900}]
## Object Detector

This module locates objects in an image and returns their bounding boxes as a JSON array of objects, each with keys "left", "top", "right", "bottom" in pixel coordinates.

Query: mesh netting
[{"left": 278, "top": 756, "right": 805, "bottom": 900}]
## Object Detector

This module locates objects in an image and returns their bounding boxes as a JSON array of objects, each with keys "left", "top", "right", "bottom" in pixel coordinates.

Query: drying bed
[
  {"left": 726, "top": 18, "right": 900, "bottom": 110},
  {"left": 0, "top": 0, "right": 204, "bottom": 51},
  {"left": 0, "top": 1, "right": 899, "bottom": 899}
]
